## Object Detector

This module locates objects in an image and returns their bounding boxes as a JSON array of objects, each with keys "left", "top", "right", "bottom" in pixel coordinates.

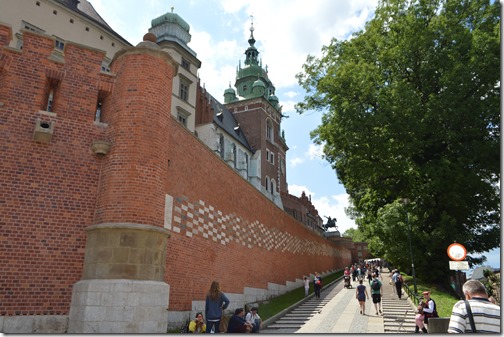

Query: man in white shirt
[
  {"left": 448, "top": 279, "right": 500, "bottom": 333},
  {"left": 245, "top": 307, "right": 262, "bottom": 333}
]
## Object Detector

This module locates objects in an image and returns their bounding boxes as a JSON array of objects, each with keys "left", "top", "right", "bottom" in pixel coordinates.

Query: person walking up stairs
[{"left": 381, "top": 271, "right": 417, "bottom": 332}]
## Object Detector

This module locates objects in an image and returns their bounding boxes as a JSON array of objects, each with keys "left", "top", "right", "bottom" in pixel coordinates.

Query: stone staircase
[
  {"left": 260, "top": 283, "right": 339, "bottom": 334},
  {"left": 380, "top": 280, "right": 417, "bottom": 333},
  {"left": 260, "top": 273, "right": 419, "bottom": 334}
]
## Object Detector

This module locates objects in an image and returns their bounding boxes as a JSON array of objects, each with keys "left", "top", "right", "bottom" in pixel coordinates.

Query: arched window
[
  {"left": 265, "top": 176, "right": 270, "bottom": 192},
  {"left": 266, "top": 119, "right": 273, "bottom": 141},
  {"left": 270, "top": 179, "right": 276, "bottom": 195}
]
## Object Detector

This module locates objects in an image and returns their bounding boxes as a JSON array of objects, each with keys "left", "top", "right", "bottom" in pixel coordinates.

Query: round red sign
[{"left": 447, "top": 243, "right": 467, "bottom": 261}]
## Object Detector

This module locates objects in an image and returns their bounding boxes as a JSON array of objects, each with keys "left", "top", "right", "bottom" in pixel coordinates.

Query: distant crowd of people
[{"left": 184, "top": 262, "right": 499, "bottom": 334}]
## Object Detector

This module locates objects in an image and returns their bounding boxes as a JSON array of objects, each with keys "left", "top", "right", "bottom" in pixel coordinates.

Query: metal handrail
[{"left": 403, "top": 281, "right": 422, "bottom": 306}]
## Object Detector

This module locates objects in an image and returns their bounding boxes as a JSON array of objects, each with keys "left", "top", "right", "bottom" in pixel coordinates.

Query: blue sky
[{"left": 89, "top": 0, "right": 500, "bottom": 269}]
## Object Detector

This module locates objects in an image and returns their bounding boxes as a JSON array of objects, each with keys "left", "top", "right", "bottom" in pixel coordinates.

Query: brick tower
[{"left": 68, "top": 33, "right": 178, "bottom": 333}]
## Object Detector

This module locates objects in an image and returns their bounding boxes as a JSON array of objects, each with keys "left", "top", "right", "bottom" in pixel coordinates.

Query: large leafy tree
[{"left": 296, "top": 0, "right": 500, "bottom": 284}]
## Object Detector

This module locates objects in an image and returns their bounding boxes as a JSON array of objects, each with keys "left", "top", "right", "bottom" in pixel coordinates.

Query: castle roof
[
  {"left": 55, "top": 0, "right": 131, "bottom": 46},
  {"left": 206, "top": 92, "right": 253, "bottom": 153}
]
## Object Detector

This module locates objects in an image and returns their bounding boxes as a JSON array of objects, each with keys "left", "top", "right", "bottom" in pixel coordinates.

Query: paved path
[{"left": 261, "top": 271, "right": 418, "bottom": 333}]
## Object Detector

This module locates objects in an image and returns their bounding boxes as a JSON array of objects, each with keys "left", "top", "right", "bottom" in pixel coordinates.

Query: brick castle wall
[
  {"left": 0, "top": 29, "right": 113, "bottom": 315},
  {"left": 0, "top": 25, "right": 351, "bottom": 323}
]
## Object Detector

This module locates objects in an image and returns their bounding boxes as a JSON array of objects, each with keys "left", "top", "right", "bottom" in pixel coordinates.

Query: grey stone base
[
  {"left": 68, "top": 279, "right": 169, "bottom": 333},
  {"left": 0, "top": 315, "right": 68, "bottom": 333}
]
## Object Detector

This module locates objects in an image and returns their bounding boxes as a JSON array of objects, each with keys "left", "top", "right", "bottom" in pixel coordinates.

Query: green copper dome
[
  {"left": 253, "top": 78, "right": 266, "bottom": 88},
  {"left": 151, "top": 12, "right": 190, "bottom": 32},
  {"left": 268, "top": 94, "right": 279, "bottom": 102},
  {"left": 225, "top": 86, "right": 236, "bottom": 94}
]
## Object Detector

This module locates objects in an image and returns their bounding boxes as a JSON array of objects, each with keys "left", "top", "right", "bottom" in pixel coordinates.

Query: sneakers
[
  {"left": 376, "top": 312, "right": 379, "bottom": 315},
  {"left": 379, "top": 309, "right": 382, "bottom": 314}
]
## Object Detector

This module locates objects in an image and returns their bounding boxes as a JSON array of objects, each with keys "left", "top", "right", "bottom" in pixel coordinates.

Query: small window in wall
[
  {"left": 232, "top": 144, "right": 237, "bottom": 168},
  {"left": 180, "top": 82, "right": 189, "bottom": 101},
  {"left": 266, "top": 150, "right": 274, "bottom": 165},
  {"left": 265, "top": 176, "right": 270, "bottom": 192},
  {"left": 176, "top": 107, "right": 190, "bottom": 127},
  {"left": 15, "top": 33, "right": 24, "bottom": 50},
  {"left": 54, "top": 37, "right": 65, "bottom": 51},
  {"left": 46, "top": 88, "right": 55, "bottom": 112},
  {"left": 43, "top": 81, "right": 59, "bottom": 112},
  {"left": 219, "top": 134, "right": 224, "bottom": 159},
  {"left": 95, "top": 101, "right": 102, "bottom": 122},
  {"left": 266, "top": 119, "right": 273, "bottom": 141},
  {"left": 178, "top": 114, "right": 187, "bottom": 126},
  {"left": 181, "top": 58, "right": 190, "bottom": 70},
  {"left": 270, "top": 179, "right": 275, "bottom": 194},
  {"left": 43, "top": 71, "right": 63, "bottom": 112},
  {"left": 244, "top": 153, "right": 249, "bottom": 176},
  {"left": 243, "top": 85, "right": 247, "bottom": 92},
  {"left": 101, "top": 58, "right": 111, "bottom": 72}
]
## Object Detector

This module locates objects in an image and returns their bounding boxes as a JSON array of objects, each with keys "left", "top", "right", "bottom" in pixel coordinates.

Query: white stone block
[{"left": 3, "top": 316, "right": 34, "bottom": 333}]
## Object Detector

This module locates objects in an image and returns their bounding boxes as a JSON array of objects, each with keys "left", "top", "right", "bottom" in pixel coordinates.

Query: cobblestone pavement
[{"left": 262, "top": 271, "right": 417, "bottom": 334}]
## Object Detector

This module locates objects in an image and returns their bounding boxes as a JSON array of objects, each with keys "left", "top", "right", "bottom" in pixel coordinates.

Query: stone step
[
  {"left": 262, "top": 322, "right": 304, "bottom": 326},
  {"left": 276, "top": 317, "right": 311, "bottom": 322},
  {"left": 300, "top": 303, "right": 327, "bottom": 307},
  {"left": 283, "top": 313, "right": 315, "bottom": 317}
]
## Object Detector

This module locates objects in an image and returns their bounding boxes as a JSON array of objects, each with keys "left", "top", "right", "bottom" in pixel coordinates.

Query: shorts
[{"left": 372, "top": 293, "right": 381, "bottom": 303}]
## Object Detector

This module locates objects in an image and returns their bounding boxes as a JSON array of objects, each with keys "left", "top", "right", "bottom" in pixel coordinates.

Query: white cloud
[
  {"left": 288, "top": 143, "right": 324, "bottom": 168},
  {"left": 284, "top": 91, "right": 299, "bottom": 99},
  {"left": 290, "top": 157, "right": 304, "bottom": 167},
  {"left": 91, "top": 0, "right": 379, "bottom": 103},
  {"left": 212, "top": 0, "right": 379, "bottom": 90},
  {"left": 307, "top": 143, "right": 324, "bottom": 160}
]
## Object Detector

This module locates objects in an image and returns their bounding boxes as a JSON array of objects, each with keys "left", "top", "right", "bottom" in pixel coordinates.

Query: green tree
[
  {"left": 342, "top": 227, "right": 366, "bottom": 242},
  {"left": 296, "top": 0, "right": 500, "bottom": 284}
]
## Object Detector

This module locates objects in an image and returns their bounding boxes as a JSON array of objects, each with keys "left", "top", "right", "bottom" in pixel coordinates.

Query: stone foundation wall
[{"left": 68, "top": 279, "right": 169, "bottom": 333}]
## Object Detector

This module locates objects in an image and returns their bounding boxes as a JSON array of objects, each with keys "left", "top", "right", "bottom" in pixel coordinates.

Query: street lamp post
[{"left": 403, "top": 199, "right": 418, "bottom": 296}]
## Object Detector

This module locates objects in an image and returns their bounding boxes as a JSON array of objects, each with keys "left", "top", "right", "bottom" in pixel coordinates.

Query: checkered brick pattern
[{"left": 166, "top": 195, "right": 337, "bottom": 256}]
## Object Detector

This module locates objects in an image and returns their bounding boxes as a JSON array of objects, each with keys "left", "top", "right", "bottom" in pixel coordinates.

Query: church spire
[
  {"left": 248, "top": 15, "right": 256, "bottom": 47},
  {"left": 244, "top": 15, "right": 258, "bottom": 66}
]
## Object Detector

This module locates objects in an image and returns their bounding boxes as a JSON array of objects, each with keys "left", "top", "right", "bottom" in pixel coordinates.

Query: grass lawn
[{"left": 402, "top": 274, "right": 460, "bottom": 318}]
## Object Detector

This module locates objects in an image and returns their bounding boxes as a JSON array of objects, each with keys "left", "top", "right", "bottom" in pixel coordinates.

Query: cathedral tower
[{"left": 223, "top": 20, "right": 288, "bottom": 208}]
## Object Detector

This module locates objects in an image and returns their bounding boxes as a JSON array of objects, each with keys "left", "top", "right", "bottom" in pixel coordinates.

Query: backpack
[{"left": 371, "top": 280, "right": 381, "bottom": 291}]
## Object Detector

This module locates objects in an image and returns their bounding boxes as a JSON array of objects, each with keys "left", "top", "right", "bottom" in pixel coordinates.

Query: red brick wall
[
  {"left": 0, "top": 30, "right": 110, "bottom": 315},
  {"left": 0, "top": 24, "right": 352, "bottom": 317},
  {"left": 0, "top": 24, "right": 11, "bottom": 47},
  {"left": 164, "top": 121, "right": 350, "bottom": 310}
]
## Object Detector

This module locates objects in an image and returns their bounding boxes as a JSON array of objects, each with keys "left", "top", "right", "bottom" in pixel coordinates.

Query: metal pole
[{"left": 406, "top": 210, "right": 418, "bottom": 295}]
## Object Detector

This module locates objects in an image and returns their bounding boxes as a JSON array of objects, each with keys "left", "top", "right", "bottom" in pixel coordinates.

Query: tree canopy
[{"left": 296, "top": 0, "right": 500, "bottom": 284}]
